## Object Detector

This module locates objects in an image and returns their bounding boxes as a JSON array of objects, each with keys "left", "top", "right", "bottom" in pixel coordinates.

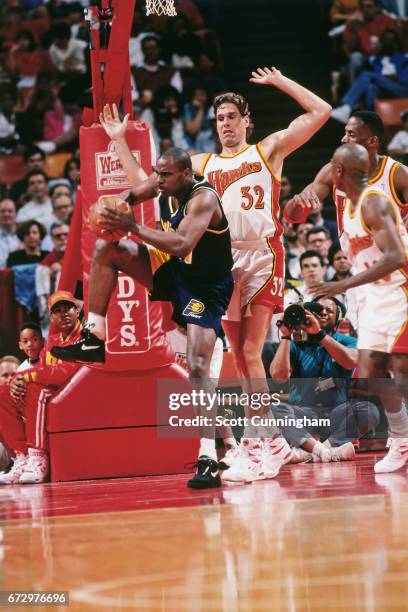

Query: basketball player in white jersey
[
  {"left": 310, "top": 143, "right": 408, "bottom": 474},
  {"left": 99, "top": 68, "right": 331, "bottom": 483},
  {"left": 285, "top": 111, "right": 408, "bottom": 233}
]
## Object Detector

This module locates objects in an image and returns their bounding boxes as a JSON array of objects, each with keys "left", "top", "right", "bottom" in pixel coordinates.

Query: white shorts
[
  {"left": 357, "top": 285, "right": 408, "bottom": 353},
  {"left": 224, "top": 237, "right": 285, "bottom": 322}
]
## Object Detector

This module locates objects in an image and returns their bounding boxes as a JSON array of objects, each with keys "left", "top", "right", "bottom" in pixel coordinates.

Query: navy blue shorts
[{"left": 150, "top": 258, "right": 233, "bottom": 337}]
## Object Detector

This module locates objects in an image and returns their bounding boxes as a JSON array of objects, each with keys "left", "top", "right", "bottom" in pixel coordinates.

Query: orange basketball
[{"left": 88, "top": 195, "right": 131, "bottom": 242}]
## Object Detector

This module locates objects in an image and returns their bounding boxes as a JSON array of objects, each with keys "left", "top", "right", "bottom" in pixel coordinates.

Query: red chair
[
  {"left": 374, "top": 98, "right": 408, "bottom": 141},
  {"left": 0, "top": 155, "right": 25, "bottom": 187}
]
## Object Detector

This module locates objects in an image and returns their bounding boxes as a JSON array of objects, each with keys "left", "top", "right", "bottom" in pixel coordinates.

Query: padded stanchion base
[{"left": 49, "top": 426, "right": 198, "bottom": 482}]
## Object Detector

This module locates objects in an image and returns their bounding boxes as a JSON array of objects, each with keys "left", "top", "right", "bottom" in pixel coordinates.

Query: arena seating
[
  {"left": 0, "top": 155, "right": 25, "bottom": 186},
  {"left": 374, "top": 98, "right": 408, "bottom": 140},
  {"left": 47, "top": 363, "right": 199, "bottom": 481}
]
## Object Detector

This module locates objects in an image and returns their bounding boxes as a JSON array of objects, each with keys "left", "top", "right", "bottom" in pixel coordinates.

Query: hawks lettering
[{"left": 207, "top": 161, "right": 262, "bottom": 197}]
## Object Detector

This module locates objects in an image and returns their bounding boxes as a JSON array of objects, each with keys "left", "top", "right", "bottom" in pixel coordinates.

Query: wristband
[
  {"left": 280, "top": 336, "right": 292, "bottom": 341},
  {"left": 308, "top": 329, "right": 326, "bottom": 342}
]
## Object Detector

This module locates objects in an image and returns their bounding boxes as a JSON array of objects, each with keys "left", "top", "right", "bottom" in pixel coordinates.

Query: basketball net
[{"left": 146, "top": 0, "right": 177, "bottom": 16}]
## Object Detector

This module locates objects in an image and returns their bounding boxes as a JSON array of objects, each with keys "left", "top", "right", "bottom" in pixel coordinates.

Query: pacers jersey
[
  {"left": 200, "top": 144, "right": 282, "bottom": 242},
  {"left": 161, "top": 179, "right": 233, "bottom": 278},
  {"left": 334, "top": 155, "right": 408, "bottom": 246},
  {"left": 342, "top": 187, "right": 408, "bottom": 295}
]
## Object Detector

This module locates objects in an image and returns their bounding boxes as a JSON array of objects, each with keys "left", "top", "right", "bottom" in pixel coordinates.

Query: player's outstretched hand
[
  {"left": 99, "top": 103, "right": 129, "bottom": 141},
  {"left": 309, "top": 280, "right": 347, "bottom": 298},
  {"left": 250, "top": 66, "right": 284, "bottom": 87}
]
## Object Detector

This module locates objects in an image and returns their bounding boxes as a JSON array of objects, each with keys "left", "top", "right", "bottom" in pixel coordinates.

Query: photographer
[{"left": 270, "top": 297, "right": 379, "bottom": 462}]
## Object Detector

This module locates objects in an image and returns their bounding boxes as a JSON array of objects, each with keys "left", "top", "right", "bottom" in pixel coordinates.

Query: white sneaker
[
  {"left": 218, "top": 446, "right": 240, "bottom": 470},
  {"left": 330, "top": 442, "right": 355, "bottom": 461},
  {"left": 221, "top": 438, "right": 263, "bottom": 484},
  {"left": 374, "top": 438, "right": 408, "bottom": 473},
  {"left": 331, "top": 104, "right": 352, "bottom": 123},
  {"left": 312, "top": 441, "right": 332, "bottom": 463},
  {"left": 261, "top": 436, "right": 292, "bottom": 478},
  {"left": 0, "top": 452, "right": 27, "bottom": 485},
  {"left": 19, "top": 448, "right": 49, "bottom": 484},
  {"left": 290, "top": 447, "right": 313, "bottom": 463}
]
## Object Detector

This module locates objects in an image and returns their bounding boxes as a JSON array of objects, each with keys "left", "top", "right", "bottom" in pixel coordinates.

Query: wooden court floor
[{"left": 1, "top": 454, "right": 408, "bottom": 611}]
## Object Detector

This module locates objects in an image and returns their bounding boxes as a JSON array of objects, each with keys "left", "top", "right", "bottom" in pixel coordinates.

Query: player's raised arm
[
  {"left": 100, "top": 103, "right": 148, "bottom": 186},
  {"left": 284, "top": 162, "right": 333, "bottom": 222},
  {"left": 250, "top": 67, "right": 332, "bottom": 168}
]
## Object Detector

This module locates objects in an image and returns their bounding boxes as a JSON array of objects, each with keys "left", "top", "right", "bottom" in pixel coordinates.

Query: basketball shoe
[
  {"left": 51, "top": 323, "right": 105, "bottom": 363},
  {"left": 289, "top": 447, "right": 313, "bottom": 463},
  {"left": 221, "top": 438, "right": 263, "bottom": 484},
  {"left": 218, "top": 445, "right": 241, "bottom": 470},
  {"left": 323, "top": 440, "right": 355, "bottom": 461},
  {"left": 187, "top": 456, "right": 221, "bottom": 489},
  {"left": 19, "top": 448, "right": 49, "bottom": 484},
  {"left": 261, "top": 436, "right": 292, "bottom": 478},
  {"left": 374, "top": 438, "right": 408, "bottom": 473},
  {"left": 0, "top": 452, "right": 27, "bottom": 484}
]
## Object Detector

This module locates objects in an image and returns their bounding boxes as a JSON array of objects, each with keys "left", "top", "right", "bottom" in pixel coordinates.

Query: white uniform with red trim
[
  {"left": 200, "top": 143, "right": 284, "bottom": 320},
  {"left": 334, "top": 155, "right": 408, "bottom": 252},
  {"left": 342, "top": 187, "right": 408, "bottom": 353}
]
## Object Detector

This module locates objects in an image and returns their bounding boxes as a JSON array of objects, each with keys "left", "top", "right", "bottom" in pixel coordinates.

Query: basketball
[{"left": 88, "top": 195, "right": 131, "bottom": 242}]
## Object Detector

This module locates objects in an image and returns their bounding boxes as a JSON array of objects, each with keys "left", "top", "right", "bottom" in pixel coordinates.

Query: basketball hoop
[{"left": 146, "top": 0, "right": 177, "bottom": 16}]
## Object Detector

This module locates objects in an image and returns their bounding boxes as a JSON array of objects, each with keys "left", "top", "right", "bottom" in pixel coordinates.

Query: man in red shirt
[
  {"left": 343, "top": 0, "right": 397, "bottom": 82},
  {"left": 0, "top": 290, "right": 82, "bottom": 484}
]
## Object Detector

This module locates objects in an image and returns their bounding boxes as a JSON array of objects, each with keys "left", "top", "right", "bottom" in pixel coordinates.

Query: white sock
[
  {"left": 199, "top": 437, "right": 217, "bottom": 461},
  {"left": 223, "top": 437, "right": 238, "bottom": 449},
  {"left": 88, "top": 312, "right": 106, "bottom": 340},
  {"left": 386, "top": 408, "right": 408, "bottom": 438}
]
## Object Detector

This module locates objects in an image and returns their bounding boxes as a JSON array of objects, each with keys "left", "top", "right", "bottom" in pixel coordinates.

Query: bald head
[{"left": 332, "top": 143, "right": 369, "bottom": 190}]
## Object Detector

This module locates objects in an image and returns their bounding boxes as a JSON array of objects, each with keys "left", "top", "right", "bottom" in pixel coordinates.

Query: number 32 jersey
[{"left": 200, "top": 144, "right": 282, "bottom": 243}]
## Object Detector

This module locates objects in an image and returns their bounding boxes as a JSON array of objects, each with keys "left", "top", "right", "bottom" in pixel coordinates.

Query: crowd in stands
[{"left": 328, "top": 0, "right": 408, "bottom": 142}]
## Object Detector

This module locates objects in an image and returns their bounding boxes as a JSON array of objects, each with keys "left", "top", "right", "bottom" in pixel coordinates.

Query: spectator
[
  {"left": 333, "top": 28, "right": 408, "bottom": 122},
  {"left": 143, "top": 85, "right": 189, "bottom": 151},
  {"left": 52, "top": 193, "right": 73, "bottom": 224},
  {"left": 6, "top": 220, "right": 49, "bottom": 267},
  {"left": 306, "top": 226, "right": 333, "bottom": 271},
  {"left": 296, "top": 222, "right": 314, "bottom": 250},
  {"left": 283, "top": 219, "right": 304, "bottom": 281},
  {"left": 16, "top": 170, "right": 54, "bottom": 231},
  {"left": 0, "top": 290, "right": 82, "bottom": 484},
  {"left": 307, "top": 209, "right": 339, "bottom": 243},
  {"left": 343, "top": 0, "right": 397, "bottom": 82},
  {"left": 65, "top": 2, "right": 87, "bottom": 41},
  {"left": 330, "top": 0, "right": 361, "bottom": 24},
  {"left": 0, "top": 199, "right": 21, "bottom": 269},
  {"left": 183, "top": 86, "right": 216, "bottom": 152},
  {"left": 36, "top": 221, "right": 69, "bottom": 332},
  {"left": 0, "top": 356, "right": 20, "bottom": 386},
  {"left": 5, "top": 29, "right": 52, "bottom": 91},
  {"left": 132, "top": 35, "right": 182, "bottom": 107},
  {"left": 49, "top": 179, "right": 73, "bottom": 201},
  {"left": 9, "top": 146, "right": 47, "bottom": 206},
  {"left": 40, "top": 85, "right": 82, "bottom": 153},
  {"left": 380, "top": 0, "right": 408, "bottom": 17},
  {"left": 63, "top": 156, "right": 80, "bottom": 194},
  {"left": 16, "top": 322, "right": 44, "bottom": 371},
  {"left": 48, "top": 22, "right": 87, "bottom": 75},
  {"left": 270, "top": 297, "right": 380, "bottom": 461},
  {"left": 184, "top": 52, "right": 227, "bottom": 102},
  {"left": 163, "top": 14, "right": 204, "bottom": 69},
  {"left": 285, "top": 250, "right": 327, "bottom": 304},
  {"left": 0, "top": 83, "right": 20, "bottom": 154},
  {"left": 388, "top": 108, "right": 408, "bottom": 158},
  {"left": 328, "top": 245, "right": 358, "bottom": 334},
  {"left": 15, "top": 80, "right": 58, "bottom": 148}
]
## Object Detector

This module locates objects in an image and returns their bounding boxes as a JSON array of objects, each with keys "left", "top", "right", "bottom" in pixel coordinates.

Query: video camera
[{"left": 278, "top": 301, "right": 324, "bottom": 330}]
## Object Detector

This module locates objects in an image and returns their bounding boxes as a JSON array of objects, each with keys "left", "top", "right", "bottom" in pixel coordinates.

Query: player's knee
[
  {"left": 94, "top": 238, "right": 117, "bottom": 261},
  {"left": 188, "top": 355, "right": 210, "bottom": 379}
]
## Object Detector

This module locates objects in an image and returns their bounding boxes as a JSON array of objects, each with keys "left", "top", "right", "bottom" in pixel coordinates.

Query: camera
[{"left": 280, "top": 301, "right": 324, "bottom": 330}]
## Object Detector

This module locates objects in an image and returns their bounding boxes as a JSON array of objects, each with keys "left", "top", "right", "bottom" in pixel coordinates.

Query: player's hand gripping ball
[{"left": 88, "top": 195, "right": 131, "bottom": 242}]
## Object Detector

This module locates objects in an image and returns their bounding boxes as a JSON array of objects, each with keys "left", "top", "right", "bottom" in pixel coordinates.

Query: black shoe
[
  {"left": 187, "top": 456, "right": 221, "bottom": 489},
  {"left": 51, "top": 323, "right": 106, "bottom": 363}
]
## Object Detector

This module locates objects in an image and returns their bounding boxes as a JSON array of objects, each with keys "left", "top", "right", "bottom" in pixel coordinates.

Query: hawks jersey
[
  {"left": 200, "top": 144, "right": 282, "bottom": 242},
  {"left": 342, "top": 187, "right": 408, "bottom": 294},
  {"left": 334, "top": 155, "right": 408, "bottom": 245}
]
